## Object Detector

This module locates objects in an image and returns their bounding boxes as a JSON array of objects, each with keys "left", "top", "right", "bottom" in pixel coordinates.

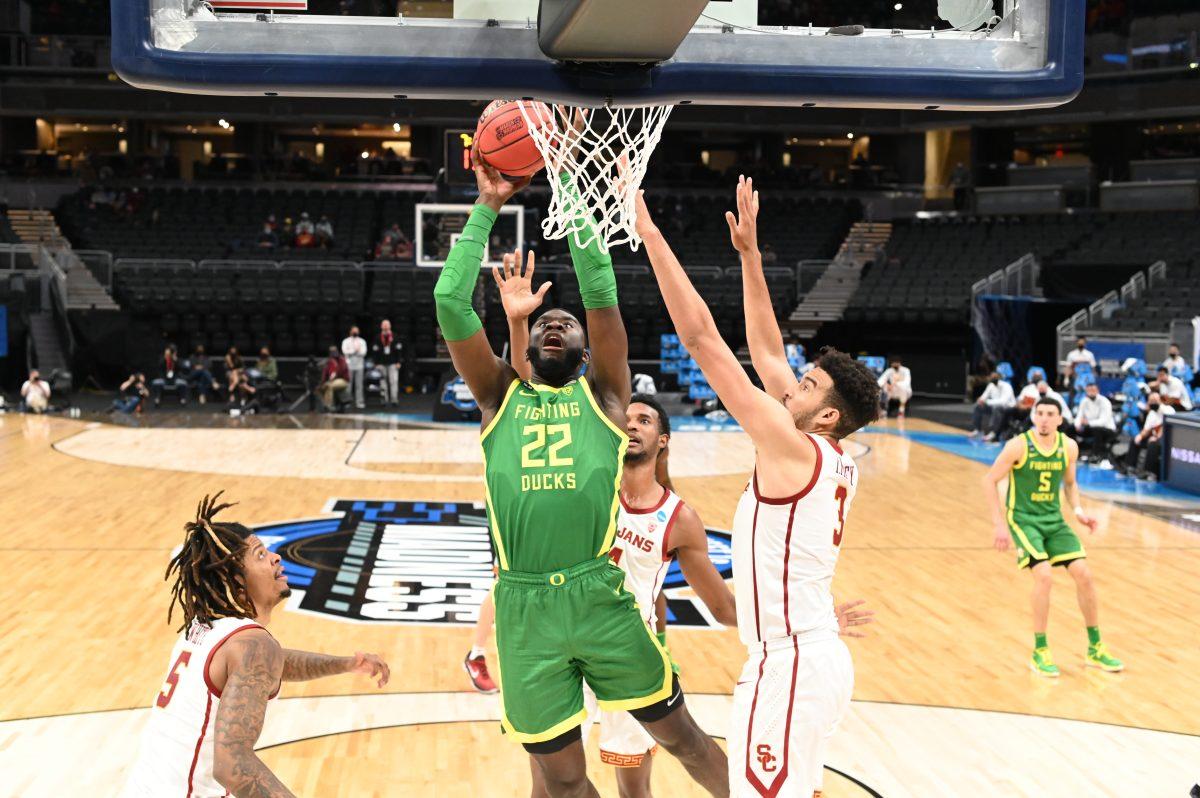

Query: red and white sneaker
[{"left": 463, "top": 652, "right": 499, "bottom": 694}]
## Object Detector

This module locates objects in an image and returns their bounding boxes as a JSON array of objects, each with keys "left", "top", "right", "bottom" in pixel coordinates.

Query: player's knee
[
  {"left": 1031, "top": 565, "right": 1052, "bottom": 588},
  {"left": 1069, "top": 562, "right": 1093, "bottom": 585}
]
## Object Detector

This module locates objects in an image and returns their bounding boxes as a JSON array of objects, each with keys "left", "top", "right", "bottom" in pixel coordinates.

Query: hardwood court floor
[{"left": 1, "top": 412, "right": 1198, "bottom": 797}]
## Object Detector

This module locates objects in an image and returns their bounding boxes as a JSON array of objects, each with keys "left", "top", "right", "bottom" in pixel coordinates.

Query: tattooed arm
[
  {"left": 212, "top": 630, "right": 295, "bottom": 798},
  {"left": 281, "top": 649, "right": 391, "bottom": 686}
]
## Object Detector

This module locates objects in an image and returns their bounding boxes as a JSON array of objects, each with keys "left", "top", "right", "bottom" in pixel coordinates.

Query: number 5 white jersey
[
  {"left": 732, "top": 432, "right": 857, "bottom": 645},
  {"left": 121, "top": 616, "right": 279, "bottom": 798}
]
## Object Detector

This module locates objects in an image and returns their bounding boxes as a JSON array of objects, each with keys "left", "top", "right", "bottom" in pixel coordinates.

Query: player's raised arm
[
  {"left": 728, "top": 176, "right": 796, "bottom": 401},
  {"left": 561, "top": 172, "right": 630, "bottom": 410},
  {"left": 981, "top": 438, "right": 1025, "bottom": 551},
  {"left": 433, "top": 154, "right": 528, "bottom": 418},
  {"left": 635, "top": 191, "right": 807, "bottom": 463},
  {"left": 494, "top": 249, "right": 548, "bottom": 382},
  {"left": 1061, "top": 437, "right": 1098, "bottom": 533},
  {"left": 211, "top": 630, "right": 295, "bottom": 798},
  {"left": 670, "top": 504, "right": 737, "bottom": 627}
]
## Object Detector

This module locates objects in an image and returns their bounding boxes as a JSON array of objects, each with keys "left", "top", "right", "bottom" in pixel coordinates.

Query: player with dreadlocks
[{"left": 121, "top": 493, "right": 391, "bottom": 798}]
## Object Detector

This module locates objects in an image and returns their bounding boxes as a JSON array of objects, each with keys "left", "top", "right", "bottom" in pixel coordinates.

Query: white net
[{"left": 517, "top": 101, "right": 673, "bottom": 255}]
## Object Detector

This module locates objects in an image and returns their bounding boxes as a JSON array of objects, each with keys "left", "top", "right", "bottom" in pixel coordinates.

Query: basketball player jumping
[
  {"left": 122, "top": 494, "right": 390, "bottom": 798},
  {"left": 494, "top": 253, "right": 733, "bottom": 795},
  {"left": 636, "top": 177, "right": 882, "bottom": 797},
  {"left": 982, "top": 398, "right": 1124, "bottom": 676},
  {"left": 434, "top": 154, "right": 728, "bottom": 797}
]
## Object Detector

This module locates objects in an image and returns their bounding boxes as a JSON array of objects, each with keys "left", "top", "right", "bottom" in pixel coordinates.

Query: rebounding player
[
  {"left": 122, "top": 494, "right": 390, "bottom": 798},
  {"left": 636, "top": 177, "right": 882, "bottom": 797},
  {"left": 434, "top": 154, "right": 728, "bottom": 797},
  {"left": 494, "top": 252, "right": 737, "bottom": 795},
  {"left": 982, "top": 398, "right": 1124, "bottom": 676}
]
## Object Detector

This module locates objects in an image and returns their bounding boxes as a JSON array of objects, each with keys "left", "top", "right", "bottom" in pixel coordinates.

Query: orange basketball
[{"left": 474, "top": 100, "right": 551, "bottom": 177}]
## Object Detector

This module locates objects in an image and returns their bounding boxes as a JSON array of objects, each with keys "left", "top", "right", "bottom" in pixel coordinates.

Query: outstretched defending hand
[
  {"left": 836, "top": 599, "right": 875, "bottom": 638},
  {"left": 725, "top": 174, "right": 760, "bottom": 255},
  {"left": 493, "top": 249, "right": 551, "bottom": 320},
  {"left": 634, "top": 190, "right": 660, "bottom": 240},
  {"left": 351, "top": 651, "right": 391, "bottom": 688},
  {"left": 472, "top": 146, "right": 532, "bottom": 212}
]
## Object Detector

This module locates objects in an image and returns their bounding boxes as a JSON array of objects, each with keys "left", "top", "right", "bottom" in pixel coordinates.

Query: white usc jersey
[
  {"left": 122, "top": 617, "right": 279, "bottom": 798},
  {"left": 611, "top": 489, "right": 684, "bottom": 627},
  {"left": 732, "top": 433, "right": 857, "bottom": 645}
]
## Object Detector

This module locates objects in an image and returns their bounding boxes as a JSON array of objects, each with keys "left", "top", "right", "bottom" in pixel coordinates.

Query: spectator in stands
[
  {"left": 1161, "top": 343, "right": 1188, "bottom": 376},
  {"left": 231, "top": 371, "right": 259, "bottom": 413},
  {"left": 1148, "top": 365, "right": 1194, "bottom": 410},
  {"left": 256, "top": 347, "right": 279, "bottom": 384},
  {"left": 256, "top": 223, "right": 278, "bottom": 251},
  {"left": 151, "top": 344, "right": 190, "bottom": 407},
  {"left": 20, "top": 369, "right": 52, "bottom": 414},
  {"left": 187, "top": 345, "right": 220, "bottom": 405},
  {"left": 1075, "top": 382, "right": 1117, "bottom": 466},
  {"left": 281, "top": 217, "right": 295, "bottom": 248},
  {"left": 878, "top": 359, "right": 913, "bottom": 418},
  {"left": 970, "top": 372, "right": 1015, "bottom": 440},
  {"left": 969, "top": 352, "right": 998, "bottom": 399},
  {"left": 1063, "top": 337, "right": 1097, "bottom": 388},
  {"left": 319, "top": 346, "right": 351, "bottom": 411},
  {"left": 1122, "top": 393, "right": 1175, "bottom": 480},
  {"left": 315, "top": 215, "right": 335, "bottom": 249},
  {"left": 224, "top": 347, "right": 245, "bottom": 401},
  {"left": 265, "top": 214, "right": 277, "bottom": 231},
  {"left": 372, "top": 320, "right": 402, "bottom": 407},
  {"left": 294, "top": 212, "right": 316, "bottom": 248},
  {"left": 342, "top": 325, "right": 368, "bottom": 409},
  {"left": 761, "top": 244, "right": 778, "bottom": 266},
  {"left": 111, "top": 372, "right": 149, "bottom": 414}
]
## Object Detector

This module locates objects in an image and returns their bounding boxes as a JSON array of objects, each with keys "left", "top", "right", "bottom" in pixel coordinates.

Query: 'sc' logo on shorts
[
  {"left": 756, "top": 744, "right": 777, "bottom": 773},
  {"left": 549, "top": 573, "right": 566, "bottom": 586}
]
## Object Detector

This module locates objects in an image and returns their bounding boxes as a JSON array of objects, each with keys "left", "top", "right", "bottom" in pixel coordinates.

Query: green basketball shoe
[
  {"left": 1086, "top": 642, "right": 1124, "bottom": 672},
  {"left": 1031, "top": 647, "right": 1060, "bottom": 677}
]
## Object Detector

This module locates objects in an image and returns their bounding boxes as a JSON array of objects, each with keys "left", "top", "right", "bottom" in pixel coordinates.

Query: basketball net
[{"left": 517, "top": 102, "right": 672, "bottom": 254}]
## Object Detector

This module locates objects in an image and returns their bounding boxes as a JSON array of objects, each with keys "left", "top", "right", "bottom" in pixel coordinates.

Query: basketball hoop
[{"left": 517, "top": 101, "right": 672, "bottom": 254}]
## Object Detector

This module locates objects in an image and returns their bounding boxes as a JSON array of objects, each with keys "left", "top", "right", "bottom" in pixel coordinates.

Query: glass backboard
[{"left": 112, "top": 0, "right": 1083, "bottom": 110}]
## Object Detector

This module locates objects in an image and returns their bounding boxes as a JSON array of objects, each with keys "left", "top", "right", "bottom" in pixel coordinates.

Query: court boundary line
[
  {"left": 6, "top": 691, "right": 1197, "bottom": 740},
  {"left": 248, "top": 718, "right": 888, "bottom": 796}
]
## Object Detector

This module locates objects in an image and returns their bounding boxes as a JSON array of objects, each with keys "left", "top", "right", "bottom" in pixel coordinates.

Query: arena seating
[
  {"left": 844, "top": 214, "right": 1099, "bottom": 326},
  {"left": 63, "top": 185, "right": 855, "bottom": 368},
  {"left": 1087, "top": 261, "right": 1200, "bottom": 332},
  {"left": 57, "top": 186, "right": 380, "bottom": 262}
]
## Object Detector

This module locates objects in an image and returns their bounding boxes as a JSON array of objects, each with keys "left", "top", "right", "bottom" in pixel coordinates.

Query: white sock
[{"left": 469, "top": 646, "right": 487, "bottom": 660}]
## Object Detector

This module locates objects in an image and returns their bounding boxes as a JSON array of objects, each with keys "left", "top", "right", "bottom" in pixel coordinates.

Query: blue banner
[{"left": 0, "top": 305, "right": 7, "bottom": 358}]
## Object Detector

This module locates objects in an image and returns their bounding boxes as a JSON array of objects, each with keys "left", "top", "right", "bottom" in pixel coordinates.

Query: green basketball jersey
[
  {"left": 480, "top": 376, "right": 627, "bottom": 573},
  {"left": 1007, "top": 430, "right": 1070, "bottom": 518}
]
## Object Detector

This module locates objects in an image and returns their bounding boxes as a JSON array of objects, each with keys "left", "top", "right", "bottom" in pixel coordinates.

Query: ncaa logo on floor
[{"left": 251, "top": 499, "right": 734, "bottom": 628}]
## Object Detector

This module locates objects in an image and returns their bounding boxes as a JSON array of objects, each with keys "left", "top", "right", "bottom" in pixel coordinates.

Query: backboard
[{"left": 112, "top": 0, "right": 1084, "bottom": 111}]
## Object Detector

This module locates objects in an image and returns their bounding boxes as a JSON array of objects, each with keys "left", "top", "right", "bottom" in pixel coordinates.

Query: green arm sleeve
[
  {"left": 433, "top": 204, "right": 496, "bottom": 341},
  {"left": 560, "top": 172, "right": 618, "bottom": 310}
]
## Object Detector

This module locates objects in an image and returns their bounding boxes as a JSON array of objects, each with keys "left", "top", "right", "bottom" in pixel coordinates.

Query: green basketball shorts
[
  {"left": 492, "top": 556, "right": 672, "bottom": 744},
  {"left": 1007, "top": 512, "right": 1086, "bottom": 569}
]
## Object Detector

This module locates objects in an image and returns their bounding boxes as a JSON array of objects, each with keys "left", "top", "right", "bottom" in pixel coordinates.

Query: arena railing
[
  {"left": 1055, "top": 259, "right": 1170, "bottom": 366},
  {"left": 74, "top": 250, "right": 114, "bottom": 290}
]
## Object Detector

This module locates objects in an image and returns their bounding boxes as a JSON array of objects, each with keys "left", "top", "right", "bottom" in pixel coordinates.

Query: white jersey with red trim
[
  {"left": 732, "top": 432, "right": 857, "bottom": 645},
  {"left": 610, "top": 488, "right": 684, "bottom": 627},
  {"left": 121, "top": 617, "right": 278, "bottom": 798}
]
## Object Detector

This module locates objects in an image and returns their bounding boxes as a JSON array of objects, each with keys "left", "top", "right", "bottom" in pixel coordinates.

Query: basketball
[{"left": 474, "top": 99, "right": 551, "bottom": 177}]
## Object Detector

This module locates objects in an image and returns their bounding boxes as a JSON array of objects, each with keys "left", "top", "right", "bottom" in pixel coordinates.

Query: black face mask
[{"left": 990, "top": 377, "right": 1000, "bottom": 384}]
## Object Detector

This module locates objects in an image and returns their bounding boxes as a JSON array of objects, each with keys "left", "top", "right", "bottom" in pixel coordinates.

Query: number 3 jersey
[
  {"left": 121, "top": 617, "right": 279, "bottom": 798},
  {"left": 732, "top": 433, "right": 857, "bottom": 645},
  {"left": 481, "top": 377, "right": 627, "bottom": 573}
]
